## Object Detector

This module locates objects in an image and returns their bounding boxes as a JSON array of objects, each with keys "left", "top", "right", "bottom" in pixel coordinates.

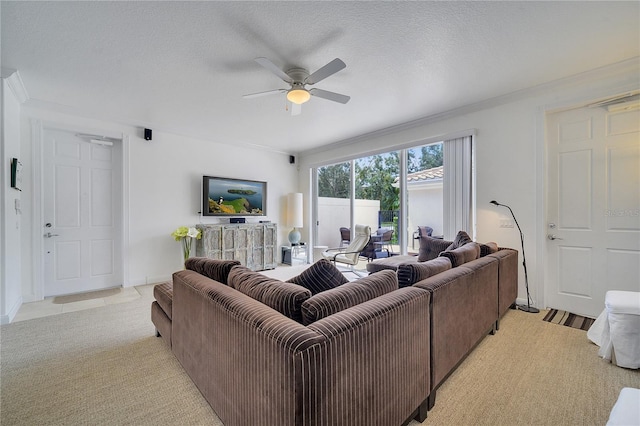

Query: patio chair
[
  {"left": 323, "top": 224, "right": 371, "bottom": 277},
  {"left": 339, "top": 227, "right": 351, "bottom": 247},
  {"left": 374, "top": 227, "right": 394, "bottom": 254}
]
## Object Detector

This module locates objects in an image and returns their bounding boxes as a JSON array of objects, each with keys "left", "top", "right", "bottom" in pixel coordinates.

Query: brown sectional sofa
[{"left": 152, "top": 244, "right": 518, "bottom": 425}]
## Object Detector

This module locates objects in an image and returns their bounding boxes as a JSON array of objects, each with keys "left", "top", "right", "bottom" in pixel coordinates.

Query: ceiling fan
[{"left": 243, "top": 57, "right": 350, "bottom": 115}]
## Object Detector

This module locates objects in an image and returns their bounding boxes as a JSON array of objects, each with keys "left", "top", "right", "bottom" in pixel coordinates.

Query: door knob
[
  {"left": 547, "top": 234, "right": 563, "bottom": 240},
  {"left": 44, "top": 232, "right": 60, "bottom": 238}
]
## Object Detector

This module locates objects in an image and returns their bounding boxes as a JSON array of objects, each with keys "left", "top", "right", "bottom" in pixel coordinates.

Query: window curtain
[{"left": 443, "top": 135, "right": 472, "bottom": 240}]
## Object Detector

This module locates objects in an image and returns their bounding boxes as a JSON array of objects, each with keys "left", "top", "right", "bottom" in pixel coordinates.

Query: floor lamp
[
  {"left": 490, "top": 200, "right": 539, "bottom": 313},
  {"left": 287, "top": 193, "right": 303, "bottom": 245}
]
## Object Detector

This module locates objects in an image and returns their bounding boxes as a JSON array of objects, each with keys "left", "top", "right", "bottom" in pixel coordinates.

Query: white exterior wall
[
  {"left": 316, "top": 197, "right": 379, "bottom": 248},
  {"left": 407, "top": 180, "right": 444, "bottom": 240}
]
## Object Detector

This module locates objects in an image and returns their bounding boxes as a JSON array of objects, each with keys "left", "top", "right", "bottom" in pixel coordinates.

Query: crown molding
[
  {"left": 300, "top": 57, "right": 640, "bottom": 158},
  {"left": 1, "top": 68, "right": 30, "bottom": 104}
]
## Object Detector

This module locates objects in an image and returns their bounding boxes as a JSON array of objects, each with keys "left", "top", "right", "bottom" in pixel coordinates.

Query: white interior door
[
  {"left": 545, "top": 103, "right": 640, "bottom": 318},
  {"left": 43, "top": 129, "right": 122, "bottom": 297}
]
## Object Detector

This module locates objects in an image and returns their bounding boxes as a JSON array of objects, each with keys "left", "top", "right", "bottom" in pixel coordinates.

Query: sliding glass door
[
  {"left": 316, "top": 161, "right": 351, "bottom": 252},
  {"left": 313, "top": 135, "right": 472, "bottom": 268}
]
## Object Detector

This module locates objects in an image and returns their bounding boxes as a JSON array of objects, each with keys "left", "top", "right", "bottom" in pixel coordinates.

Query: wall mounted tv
[{"left": 202, "top": 176, "right": 266, "bottom": 216}]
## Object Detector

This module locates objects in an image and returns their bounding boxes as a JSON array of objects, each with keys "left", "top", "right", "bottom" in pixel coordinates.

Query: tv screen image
[{"left": 203, "top": 176, "right": 266, "bottom": 216}]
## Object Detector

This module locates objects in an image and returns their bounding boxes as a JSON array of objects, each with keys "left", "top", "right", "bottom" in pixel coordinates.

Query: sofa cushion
[
  {"left": 227, "top": 266, "right": 311, "bottom": 323},
  {"left": 300, "top": 270, "right": 399, "bottom": 325},
  {"left": 185, "top": 257, "right": 241, "bottom": 285},
  {"left": 397, "top": 257, "right": 452, "bottom": 287},
  {"left": 439, "top": 242, "right": 480, "bottom": 268},
  {"left": 478, "top": 241, "right": 499, "bottom": 257},
  {"left": 153, "top": 281, "right": 173, "bottom": 319},
  {"left": 417, "top": 235, "right": 453, "bottom": 262},
  {"left": 366, "top": 255, "right": 418, "bottom": 273},
  {"left": 445, "top": 230, "right": 472, "bottom": 251},
  {"left": 286, "top": 259, "right": 348, "bottom": 295}
]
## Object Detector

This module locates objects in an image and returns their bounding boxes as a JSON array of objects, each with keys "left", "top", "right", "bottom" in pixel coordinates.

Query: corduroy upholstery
[
  {"left": 365, "top": 254, "right": 418, "bottom": 274},
  {"left": 286, "top": 258, "right": 348, "bottom": 295},
  {"left": 414, "top": 255, "right": 499, "bottom": 409},
  {"left": 151, "top": 282, "right": 173, "bottom": 346},
  {"left": 185, "top": 257, "right": 241, "bottom": 284},
  {"left": 438, "top": 242, "right": 480, "bottom": 268},
  {"left": 228, "top": 265, "right": 311, "bottom": 323},
  {"left": 417, "top": 235, "right": 452, "bottom": 262},
  {"left": 151, "top": 301, "right": 171, "bottom": 346},
  {"left": 397, "top": 257, "right": 452, "bottom": 287},
  {"left": 479, "top": 241, "right": 499, "bottom": 257},
  {"left": 443, "top": 230, "right": 472, "bottom": 251},
  {"left": 301, "top": 269, "right": 398, "bottom": 325},
  {"left": 153, "top": 282, "right": 173, "bottom": 319},
  {"left": 171, "top": 269, "right": 432, "bottom": 426},
  {"left": 488, "top": 248, "right": 519, "bottom": 328}
]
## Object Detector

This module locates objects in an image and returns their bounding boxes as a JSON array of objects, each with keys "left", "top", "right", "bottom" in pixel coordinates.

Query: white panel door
[
  {"left": 545, "top": 105, "right": 640, "bottom": 317},
  {"left": 43, "top": 129, "right": 122, "bottom": 296}
]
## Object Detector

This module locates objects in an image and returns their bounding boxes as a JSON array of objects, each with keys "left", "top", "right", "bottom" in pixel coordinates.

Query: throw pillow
[
  {"left": 478, "top": 242, "right": 499, "bottom": 257},
  {"left": 300, "top": 270, "right": 398, "bottom": 325},
  {"left": 445, "top": 230, "right": 473, "bottom": 251},
  {"left": 418, "top": 235, "right": 453, "bottom": 262},
  {"left": 397, "top": 257, "right": 452, "bottom": 287},
  {"left": 185, "top": 258, "right": 241, "bottom": 285},
  {"left": 439, "top": 242, "right": 480, "bottom": 268},
  {"left": 286, "top": 259, "right": 348, "bottom": 295},
  {"left": 228, "top": 266, "right": 311, "bottom": 323}
]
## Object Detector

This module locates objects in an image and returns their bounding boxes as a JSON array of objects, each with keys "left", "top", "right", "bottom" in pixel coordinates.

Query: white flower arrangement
[{"left": 171, "top": 226, "right": 202, "bottom": 262}]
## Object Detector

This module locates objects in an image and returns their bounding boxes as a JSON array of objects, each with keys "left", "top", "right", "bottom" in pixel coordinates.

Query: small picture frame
[{"left": 10, "top": 158, "right": 22, "bottom": 191}]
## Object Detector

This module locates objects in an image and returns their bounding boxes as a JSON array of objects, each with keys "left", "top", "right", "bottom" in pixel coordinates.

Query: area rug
[{"left": 543, "top": 309, "right": 595, "bottom": 331}]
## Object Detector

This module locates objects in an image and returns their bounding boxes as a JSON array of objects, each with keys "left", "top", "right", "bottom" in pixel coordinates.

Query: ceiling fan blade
[
  {"left": 254, "top": 57, "right": 293, "bottom": 83},
  {"left": 242, "top": 89, "right": 286, "bottom": 99},
  {"left": 309, "top": 88, "right": 350, "bottom": 104},
  {"left": 291, "top": 102, "right": 302, "bottom": 116},
  {"left": 304, "top": 58, "right": 346, "bottom": 85}
]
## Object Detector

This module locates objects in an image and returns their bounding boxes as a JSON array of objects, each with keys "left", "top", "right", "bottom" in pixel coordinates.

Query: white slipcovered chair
[
  {"left": 587, "top": 290, "right": 640, "bottom": 369},
  {"left": 322, "top": 224, "right": 371, "bottom": 277}
]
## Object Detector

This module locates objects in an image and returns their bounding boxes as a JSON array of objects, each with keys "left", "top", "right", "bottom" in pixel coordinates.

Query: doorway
[
  {"left": 545, "top": 101, "right": 640, "bottom": 317},
  {"left": 41, "top": 128, "right": 124, "bottom": 297}
]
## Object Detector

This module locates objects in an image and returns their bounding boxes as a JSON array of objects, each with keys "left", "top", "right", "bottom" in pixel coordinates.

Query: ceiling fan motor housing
[{"left": 286, "top": 68, "right": 310, "bottom": 84}]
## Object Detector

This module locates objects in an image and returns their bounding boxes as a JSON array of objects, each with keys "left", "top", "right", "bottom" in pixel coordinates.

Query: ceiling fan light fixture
[{"left": 287, "top": 88, "right": 311, "bottom": 104}]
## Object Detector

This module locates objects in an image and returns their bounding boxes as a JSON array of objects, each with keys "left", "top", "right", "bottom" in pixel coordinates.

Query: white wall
[
  {"left": 407, "top": 181, "right": 444, "bottom": 239},
  {"left": 18, "top": 106, "right": 299, "bottom": 302},
  {"left": 299, "top": 60, "right": 640, "bottom": 310},
  {"left": 1, "top": 77, "right": 23, "bottom": 323},
  {"left": 316, "top": 197, "right": 379, "bottom": 248}
]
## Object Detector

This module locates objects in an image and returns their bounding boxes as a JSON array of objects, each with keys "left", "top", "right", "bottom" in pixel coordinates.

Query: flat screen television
[{"left": 202, "top": 176, "right": 266, "bottom": 216}]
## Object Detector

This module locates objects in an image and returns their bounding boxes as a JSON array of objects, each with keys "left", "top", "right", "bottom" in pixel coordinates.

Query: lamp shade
[{"left": 287, "top": 193, "right": 303, "bottom": 228}]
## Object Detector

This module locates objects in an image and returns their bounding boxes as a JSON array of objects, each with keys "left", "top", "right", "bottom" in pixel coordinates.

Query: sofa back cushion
[
  {"left": 184, "top": 257, "right": 241, "bottom": 285},
  {"left": 478, "top": 242, "right": 499, "bottom": 257},
  {"left": 300, "top": 270, "right": 398, "bottom": 325},
  {"left": 397, "top": 257, "right": 452, "bottom": 287},
  {"left": 286, "top": 259, "right": 348, "bottom": 295},
  {"left": 444, "top": 230, "right": 472, "bottom": 251},
  {"left": 417, "top": 235, "right": 453, "bottom": 262},
  {"left": 439, "top": 242, "right": 480, "bottom": 268},
  {"left": 228, "top": 266, "right": 311, "bottom": 323}
]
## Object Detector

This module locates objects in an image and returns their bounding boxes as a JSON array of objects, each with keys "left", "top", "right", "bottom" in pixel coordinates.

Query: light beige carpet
[{"left": 1, "top": 287, "right": 638, "bottom": 425}]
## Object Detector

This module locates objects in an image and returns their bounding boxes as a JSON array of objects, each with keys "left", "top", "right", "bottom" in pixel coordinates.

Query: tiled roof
[{"left": 407, "top": 165, "right": 443, "bottom": 183}]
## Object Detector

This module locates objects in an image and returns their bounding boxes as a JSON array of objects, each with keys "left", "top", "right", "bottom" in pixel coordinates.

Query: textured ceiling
[{"left": 2, "top": 1, "right": 639, "bottom": 154}]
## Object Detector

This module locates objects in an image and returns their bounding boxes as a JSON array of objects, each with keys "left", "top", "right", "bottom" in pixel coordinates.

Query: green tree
[
  {"left": 419, "top": 143, "right": 443, "bottom": 170},
  {"left": 355, "top": 153, "right": 399, "bottom": 211},
  {"left": 317, "top": 162, "right": 350, "bottom": 198}
]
